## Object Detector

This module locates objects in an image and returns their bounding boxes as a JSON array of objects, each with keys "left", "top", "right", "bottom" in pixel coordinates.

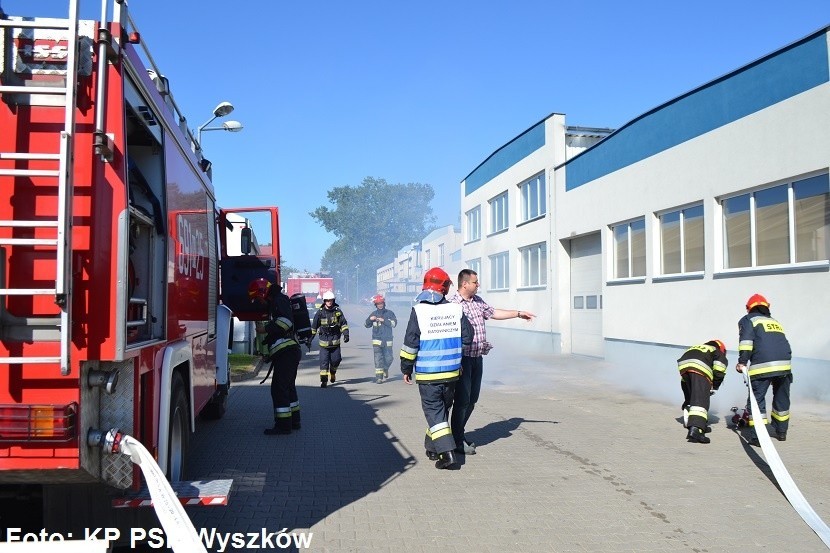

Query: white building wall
[
  {"left": 556, "top": 83, "right": 830, "bottom": 362},
  {"left": 460, "top": 115, "right": 566, "bottom": 352}
]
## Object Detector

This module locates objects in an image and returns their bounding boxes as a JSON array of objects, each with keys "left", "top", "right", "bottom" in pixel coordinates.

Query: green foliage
[
  {"left": 228, "top": 353, "right": 258, "bottom": 371},
  {"left": 310, "top": 176, "right": 436, "bottom": 300}
]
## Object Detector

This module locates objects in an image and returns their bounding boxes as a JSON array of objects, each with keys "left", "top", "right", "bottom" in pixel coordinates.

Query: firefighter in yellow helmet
[
  {"left": 311, "top": 290, "right": 349, "bottom": 387},
  {"left": 400, "top": 268, "right": 473, "bottom": 469},
  {"left": 248, "top": 278, "right": 302, "bottom": 435},
  {"left": 677, "top": 340, "right": 728, "bottom": 444},
  {"left": 736, "top": 293, "right": 792, "bottom": 445},
  {"left": 365, "top": 294, "right": 397, "bottom": 383}
]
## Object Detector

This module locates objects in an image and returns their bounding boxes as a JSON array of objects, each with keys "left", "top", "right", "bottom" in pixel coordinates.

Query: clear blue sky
[{"left": 9, "top": 1, "right": 830, "bottom": 272}]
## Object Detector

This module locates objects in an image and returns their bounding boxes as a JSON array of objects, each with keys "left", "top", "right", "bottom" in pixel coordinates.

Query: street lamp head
[
  {"left": 212, "top": 101, "right": 234, "bottom": 117},
  {"left": 222, "top": 120, "right": 243, "bottom": 132}
]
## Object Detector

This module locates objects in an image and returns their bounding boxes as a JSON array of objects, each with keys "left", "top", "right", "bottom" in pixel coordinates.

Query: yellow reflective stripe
[
  {"left": 340, "top": 324, "right": 349, "bottom": 331},
  {"left": 688, "top": 406, "right": 708, "bottom": 420},
  {"left": 372, "top": 339, "right": 382, "bottom": 346},
  {"left": 390, "top": 320, "right": 397, "bottom": 328},
  {"left": 430, "top": 427, "right": 452, "bottom": 440},
  {"left": 747, "top": 363, "right": 791, "bottom": 377},
  {"left": 771, "top": 410, "right": 790, "bottom": 422},
  {"left": 275, "top": 317, "right": 292, "bottom": 330},
  {"left": 400, "top": 350, "right": 417, "bottom": 361},
  {"left": 320, "top": 370, "right": 329, "bottom": 376},
  {"left": 415, "top": 369, "right": 460, "bottom": 382},
  {"left": 678, "top": 361, "right": 713, "bottom": 380}
]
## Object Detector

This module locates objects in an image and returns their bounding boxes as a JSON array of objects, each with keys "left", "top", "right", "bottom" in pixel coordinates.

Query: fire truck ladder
[{"left": 0, "top": 1, "right": 80, "bottom": 375}]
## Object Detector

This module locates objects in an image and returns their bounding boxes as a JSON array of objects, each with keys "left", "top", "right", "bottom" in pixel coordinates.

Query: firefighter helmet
[
  {"left": 372, "top": 294, "right": 385, "bottom": 305},
  {"left": 710, "top": 339, "right": 726, "bottom": 354},
  {"left": 322, "top": 290, "right": 336, "bottom": 301},
  {"left": 248, "top": 278, "right": 272, "bottom": 301},
  {"left": 745, "top": 293, "right": 769, "bottom": 311},
  {"left": 422, "top": 267, "right": 452, "bottom": 295}
]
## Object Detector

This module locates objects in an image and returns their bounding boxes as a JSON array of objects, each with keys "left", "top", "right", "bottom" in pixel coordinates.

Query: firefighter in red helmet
[
  {"left": 400, "top": 268, "right": 473, "bottom": 469},
  {"left": 311, "top": 290, "right": 349, "bottom": 387},
  {"left": 677, "top": 339, "right": 728, "bottom": 444},
  {"left": 736, "top": 293, "right": 793, "bottom": 445},
  {"left": 364, "top": 294, "right": 397, "bottom": 383},
  {"left": 248, "top": 278, "right": 303, "bottom": 435}
]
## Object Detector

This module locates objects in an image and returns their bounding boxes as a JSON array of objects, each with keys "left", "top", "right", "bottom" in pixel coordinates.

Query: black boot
[
  {"left": 330, "top": 371, "right": 336, "bottom": 383},
  {"left": 320, "top": 378, "right": 327, "bottom": 388},
  {"left": 703, "top": 426, "right": 713, "bottom": 433},
  {"left": 435, "top": 450, "right": 458, "bottom": 469},
  {"left": 425, "top": 450, "right": 439, "bottom": 461},
  {"left": 687, "top": 426, "right": 710, "bottom": 444}
]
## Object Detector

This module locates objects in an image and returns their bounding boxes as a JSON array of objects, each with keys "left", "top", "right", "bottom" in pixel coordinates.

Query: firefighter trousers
[
  {"left": 319, "top": 346, "right": 342, "bottom": 383},
  {"left": 418, "top": 381, "right": 457, "bottom": 455},
  {"left": 270, "top": 346, "right": 302, "bottom": 432},
  {"left": 373, "top": 344, "right": 393, "bottom": 379},
  {"left": 747, "top": 373, "right": 792, "bottom": 434},
  {"left": 681, "top": 372, "right": 711, "bottom": 432}
]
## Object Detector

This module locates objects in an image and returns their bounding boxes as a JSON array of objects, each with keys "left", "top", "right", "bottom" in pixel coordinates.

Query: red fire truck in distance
[
  {"left": 285, "top": 274, "right": 335, "bottom": 311},
  {"left": 0, "top": 0, "right": 279, "bottom": 537}
]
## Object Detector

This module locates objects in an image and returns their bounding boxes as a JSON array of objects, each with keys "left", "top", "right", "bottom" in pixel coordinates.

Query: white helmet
[{"left": 322, "top": 290, "right": 336, "bottom": 301}]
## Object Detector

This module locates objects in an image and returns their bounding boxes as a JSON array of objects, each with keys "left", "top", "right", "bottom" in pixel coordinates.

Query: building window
[
  {"left": 489, "top": 251, "right": 509, "bottom": 289},
  {"left": 612, "top": 218, "right": 646, "bottom": 278},
  {"left": 466, "top": 206, "right": 481, "bottom": 242},
  {"left": 424, "top": 249, "right": 431, "bottom": 270},
  {"left": 519, "top": 173, "right": 546, "bottom": 222},
  {"left": 438, "top": 243, "right": 445, "bottom": 266},
  {"left": 660, "top": 204, "right": 704, "bottom": 274},
  {"left": 467, "top": 258, "right": 481, "bottom": 277},
  {"left": 573, "top": 296, "right": 584, "bottom": 309},
  {"left": 722, "top": 173, "right": 829, "bottom": 269},
  {"left": 489, "top": 192, "right": 508, "bottom": 233},
  {"left": 520, "top": 242, "right": 547, "bottom": 287}
]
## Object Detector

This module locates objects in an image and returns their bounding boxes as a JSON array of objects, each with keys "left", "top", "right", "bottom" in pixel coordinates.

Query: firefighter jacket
[
  {"left": 400, "top": 299, "right": 473, "bottom": 384},
  {"left": 364, "top": 307, "right": 397, "bottom": 347},
  {"left": 312, "top": 303, "right": 349, "bottom": 349},
  {"left": 738, "top": 308, "right": 792, "bottom": 379},
  {"left": 677, "top": 343, "right": 727, "bottom": 389},
  {"left": 264, "top": 291, "right": 300, "bottom": 357}
]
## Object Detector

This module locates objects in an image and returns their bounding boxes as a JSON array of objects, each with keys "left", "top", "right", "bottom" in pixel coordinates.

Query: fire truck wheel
[{"left": 167, "top": 372, "right": 189, "bottom": 481}]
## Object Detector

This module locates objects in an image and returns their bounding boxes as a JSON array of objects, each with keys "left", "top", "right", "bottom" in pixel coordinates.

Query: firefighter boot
[
  {"left": 425, "top": 450, "right": 439, "bottom": 461},
  {"left": 320, "top": 378, "right": 327, "bottom": 388},
  {"left": 330, "top": 371, "right": 336, "bottom": 383},
  {"left": 435, "top": 450, "right": 458, "bottom": 469},
  {"left": 687, "top": 426, "right": 710, "bottom": 444}
]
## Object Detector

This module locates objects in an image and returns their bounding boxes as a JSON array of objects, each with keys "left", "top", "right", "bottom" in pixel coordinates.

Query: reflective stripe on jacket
[{"left": 677, "top": 343, "right": 727, "bottom": 388}]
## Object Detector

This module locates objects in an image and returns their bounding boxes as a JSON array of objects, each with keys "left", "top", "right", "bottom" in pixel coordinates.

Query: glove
[{"left": 343, "top": 333, "right": 349, "bottom": 343}]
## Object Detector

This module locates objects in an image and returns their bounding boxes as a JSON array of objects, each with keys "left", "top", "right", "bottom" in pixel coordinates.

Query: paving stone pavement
[{"left": 187, "top": 310, "right": 830, "bottom": 552}]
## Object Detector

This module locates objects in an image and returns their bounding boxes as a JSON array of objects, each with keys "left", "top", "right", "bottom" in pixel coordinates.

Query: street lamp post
[
  {"left": 354, "top": 264, "right": 359, "bottom": 304},
  {"left": 197, "top": 101, "right": 244, "bottom": 146}
]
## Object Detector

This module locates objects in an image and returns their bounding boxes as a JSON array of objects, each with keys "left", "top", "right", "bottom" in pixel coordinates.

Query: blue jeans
[{"left": 451, "top": 355, "right": 483, "bottom": 446}]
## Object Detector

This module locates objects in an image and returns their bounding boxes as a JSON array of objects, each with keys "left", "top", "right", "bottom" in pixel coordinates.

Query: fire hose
[
  {"left": 118, "top": 435, "right": 208, "bottom": 553},
  {"left": 742, "top": 370, "right": 830, "bottom": 549}
]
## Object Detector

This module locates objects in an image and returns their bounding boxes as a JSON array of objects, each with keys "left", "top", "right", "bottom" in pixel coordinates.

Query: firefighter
[
  {"left": 736, "top": 294, "right": 793, "bottom": 445},
  {"left": 364, "top": 294, "right": 397, "bottom": 383},
  {"left": 312, "top": 290, "right": 349, "bottom": 388},
  {"left": 400, "top": 267, "right": 473, "bottom": 470},
  {"left": 249, "top": 278, "right": 302, "bottom": 435},
  {"left": 677, "top": 340, "right": 727, "bottom": 444}
]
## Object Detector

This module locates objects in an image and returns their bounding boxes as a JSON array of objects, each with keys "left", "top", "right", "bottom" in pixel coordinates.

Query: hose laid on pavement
[
  {"left": 119, "top": 436, "right": 208, "bottom": 553},
  {"left": 743, "top": 371, "right": 830, "bottom": 549}
]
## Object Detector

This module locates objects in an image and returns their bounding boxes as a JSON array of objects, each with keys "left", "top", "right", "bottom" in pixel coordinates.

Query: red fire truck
[
  {"left": 0, "top": 0, "right": 279, "bottom": 537},
  {"left": 285, "top": 274, "right": 335, "bottom": 311}
]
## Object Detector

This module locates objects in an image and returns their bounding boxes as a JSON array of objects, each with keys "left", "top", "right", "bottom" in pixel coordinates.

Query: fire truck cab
[{"left": 0, "top": 0, "right": 278, "bottom": 538}]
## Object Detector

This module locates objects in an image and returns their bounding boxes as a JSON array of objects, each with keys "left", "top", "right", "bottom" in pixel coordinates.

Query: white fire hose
[
  {"left": 119, "top": 436, "right": 208, "bottom": 553},
  {"left": 742, "top": 371, "right": 830, "bottom": 549}
]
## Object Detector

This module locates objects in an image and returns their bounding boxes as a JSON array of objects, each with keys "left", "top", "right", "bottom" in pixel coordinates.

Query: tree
[{"left": 310, "top": 176, "right": 436, "bottom": 302}]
